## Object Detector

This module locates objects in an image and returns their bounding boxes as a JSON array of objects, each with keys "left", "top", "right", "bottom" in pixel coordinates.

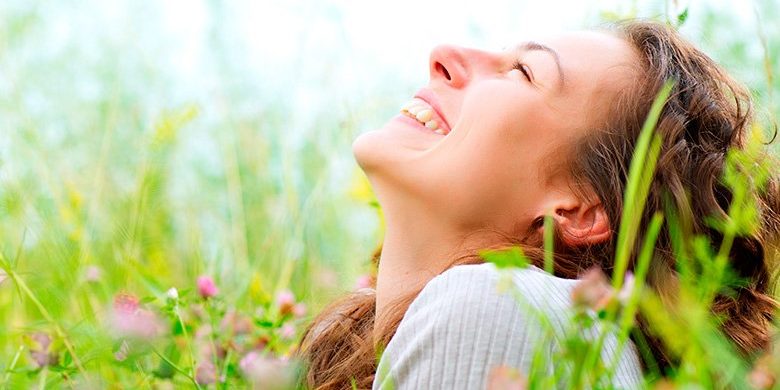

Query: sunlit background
[{"left": 0, "top": 0, "right": 778, "bottom": 386}]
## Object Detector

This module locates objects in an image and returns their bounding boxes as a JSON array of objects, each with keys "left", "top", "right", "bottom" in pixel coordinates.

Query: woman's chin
[{"left": 352, "top": 116, "right": 443, "bottom": 170}]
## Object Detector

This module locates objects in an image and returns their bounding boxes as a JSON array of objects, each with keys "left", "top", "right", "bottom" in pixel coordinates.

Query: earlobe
[{"left": 551, "top": 201, "right": 611, "bottom": 246}]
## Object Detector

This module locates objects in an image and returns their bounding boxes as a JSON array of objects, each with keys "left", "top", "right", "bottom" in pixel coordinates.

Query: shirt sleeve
[{"left": 372, "top": 264, "right": 545, "bottom": 390}]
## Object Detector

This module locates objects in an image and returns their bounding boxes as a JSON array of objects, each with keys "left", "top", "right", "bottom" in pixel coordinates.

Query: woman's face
[{"left": 353, "top": 31, "right": 637, "bottom": 234}]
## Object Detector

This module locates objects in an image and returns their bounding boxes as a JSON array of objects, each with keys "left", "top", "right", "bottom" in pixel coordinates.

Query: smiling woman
[{"left": 298, "top": 19, "right": 780, "bottom": 389}]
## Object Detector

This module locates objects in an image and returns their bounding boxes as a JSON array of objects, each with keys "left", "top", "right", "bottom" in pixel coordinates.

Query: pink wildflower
[
  {"left": 29, "top": 332, "right": 58, "bottom": 368},
  {"left": 114, "top": 293, "right": 139, "bottom": 314},
  {"left": 748, "top": 355, "right": 776, "bottom": 389},
  {"left": 111, "top": 293, "right": 165, "bottom": 339},
  {"left": 276, "top": 290, "right": 296, "bottom": 315},
  {"left": 571, "top": 268, "right": 614, "bottom": 311},
  {"left": 31, "top": 332, "right": 52, "bottom": 351},
  {"left": 280, "top": 324, "right": 296, "bottom": 340},
  {"left": 195, "top": 360, "right": 217, "bottom": 385},
  {"left": 239, "top": 351, "right": 296, "bottom": 389},
  {"left": 220, "top": 309, "right": 253, "bottom": 335},
  {"left": 197, "top": 275, "right": 219, "bottom": 299},
  {"left": 239, "top": 351, "right": 263, "bottom": 373},
  {"left": 354, "top": 274, "right": 373, "bottom": 290},
  {"left": 749, "top": 369, "right": 775, "bottom": 390},
  {"left": 293, "top": 303, "right": 307, "bottom": 318},
  {"left": 84, "top": 265, "right": 101, "bottom": 282}
]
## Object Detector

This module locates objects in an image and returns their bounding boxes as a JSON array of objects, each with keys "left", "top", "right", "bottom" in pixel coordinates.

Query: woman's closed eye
[{"left": 512, "top": 60, "right": 533, "bottom": 83}]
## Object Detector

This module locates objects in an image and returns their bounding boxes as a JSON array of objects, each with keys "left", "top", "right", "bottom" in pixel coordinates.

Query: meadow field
[{"left": 0, "top": 0, "right": 779, "bottom": 388}]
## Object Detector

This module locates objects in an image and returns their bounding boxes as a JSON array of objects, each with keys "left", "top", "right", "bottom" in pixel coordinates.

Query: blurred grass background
[{"left": 0, "top": 0, "right": 777, "bottom": 387}]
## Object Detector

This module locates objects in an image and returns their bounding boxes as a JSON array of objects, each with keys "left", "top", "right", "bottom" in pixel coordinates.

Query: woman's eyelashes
[{"left": 512, "top": 60, "right": 533, "bottom": 83}]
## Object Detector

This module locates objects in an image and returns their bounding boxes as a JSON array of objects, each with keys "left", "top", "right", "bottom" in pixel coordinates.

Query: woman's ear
[{"left": 548, "top": 200, "right": 611, "bottom": 246}]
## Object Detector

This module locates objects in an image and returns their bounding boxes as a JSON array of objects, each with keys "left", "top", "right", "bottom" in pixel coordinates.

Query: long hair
[{"left": 298, "top": 20, "right": 780, "bottom": 389}]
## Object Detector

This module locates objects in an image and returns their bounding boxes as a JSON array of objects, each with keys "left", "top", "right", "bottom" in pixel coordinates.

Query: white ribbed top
[{"left": 373, "top": 263, "right": 644, "bottom": 389}]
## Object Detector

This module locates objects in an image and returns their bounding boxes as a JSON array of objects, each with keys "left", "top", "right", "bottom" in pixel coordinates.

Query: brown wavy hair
[{"left": 297, "top": 20, "right": 780, "bottom": 389}]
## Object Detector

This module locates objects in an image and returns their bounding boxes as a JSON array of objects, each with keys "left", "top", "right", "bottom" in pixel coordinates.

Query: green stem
[
  {"left": 37, "top": 366, "right": 47, "bottom": 390},
  {"left": 1, "top": 345, "right": 24, "bottom": 386},
  {"left": 605, "top": 213, "right": 664, "bottom": 382},
  {"left": 174, "top": 305, "right": 199, "bottom": 384},
  {"left": 204, "top": 300, "right": 221, "bottom": 384},
  {"left": 220, "top": 349, "right": 233, "bottom": 389},
  {"left": 612, "top": 80, "right": 674, "bottom": 289},
  {"left": 0, "top": 259, "right": 89, "bottom": 381},
  {"left": 152, "top": 348, "right": 202, "bottom": 390}
]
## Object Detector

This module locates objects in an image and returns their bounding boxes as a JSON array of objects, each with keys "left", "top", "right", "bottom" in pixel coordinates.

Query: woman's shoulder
[
  {"left": 375, "top": 263, "right": 557, "bottom": 389},
  {"left": 392, "top": 262, "right": 584, "bottom": 362},
  {"left": 431, "top": 261, "right": 580, "bottom": 292},
  {"left": 374, "top": 263, "right": 644, "bottom": 389},
  {"left": 412, "top": 262, "right": 580, "bottom": 320},
  {"left": 437, "top": 261, "right": 577, "bottom": 284}
]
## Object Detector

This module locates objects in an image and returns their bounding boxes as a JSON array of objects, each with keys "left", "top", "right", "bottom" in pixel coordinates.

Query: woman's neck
[
  {"left": 374, "top": 203, "right": 480, "bottom": 330},
  {"left": 375, "top": 227, "right": 450, "bottom": 319}
]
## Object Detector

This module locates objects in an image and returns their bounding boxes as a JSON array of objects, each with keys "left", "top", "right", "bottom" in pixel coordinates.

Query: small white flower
[{"left": 166, "top": 287, "right": 179, "bottom": 301}]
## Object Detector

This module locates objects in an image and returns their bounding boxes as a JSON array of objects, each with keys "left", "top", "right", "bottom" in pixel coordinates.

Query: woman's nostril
[{"left": 436, "top": 62, "right": 451, "bottom": 81}]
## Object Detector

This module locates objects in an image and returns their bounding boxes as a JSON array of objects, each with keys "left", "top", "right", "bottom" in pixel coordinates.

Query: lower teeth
[{"left": 401, "top": 110, "right": 443, "bottom": 133}]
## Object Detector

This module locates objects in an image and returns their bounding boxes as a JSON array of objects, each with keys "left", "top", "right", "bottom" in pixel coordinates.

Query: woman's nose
[{"left": 429, "top": 44, "right": 501, "bottom": 88}]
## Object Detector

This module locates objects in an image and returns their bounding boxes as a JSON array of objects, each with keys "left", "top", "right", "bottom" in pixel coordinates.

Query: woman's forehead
[
  {"left": 527, "top": 31, "right": 639, "bottom": 103},
  {"left": 539, "top": 31, "right": 637, "bottom": 84},
  {"left": 520, "top": 31, "right": 639, "bottom": 133}
]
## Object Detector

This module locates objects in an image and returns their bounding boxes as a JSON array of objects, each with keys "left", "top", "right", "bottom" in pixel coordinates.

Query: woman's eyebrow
[{"left": 517, "top": 41, "right": 566, "bottom": 91}]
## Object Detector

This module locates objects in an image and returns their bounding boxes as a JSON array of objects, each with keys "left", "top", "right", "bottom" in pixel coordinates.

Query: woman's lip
[{"left": 414, "top": 88, "right": 451, "bottom": 132}]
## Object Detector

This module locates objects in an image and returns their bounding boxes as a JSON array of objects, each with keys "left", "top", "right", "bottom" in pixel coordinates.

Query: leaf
[
  {"left": 677, "top": 8, "right": 689, "bottom": 26},
  {"left": 612, "top": 80, "right": 674, "bottom": 289},
  {"left": 479, "top": 247, "right": 529, "bottom": 269}
]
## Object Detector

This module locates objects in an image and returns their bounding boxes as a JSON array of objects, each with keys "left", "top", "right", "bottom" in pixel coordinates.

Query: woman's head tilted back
[
  {"left": 352, "top": 28, "right": 637, "bottom": 242},
  {"left": 301, "top": 20, "right": 780, "bottom": 388}
]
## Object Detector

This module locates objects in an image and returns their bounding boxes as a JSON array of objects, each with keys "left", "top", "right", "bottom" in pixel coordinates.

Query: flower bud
[
  {"left": 166, "top": 287, "right": 179, "bottom": 301},
  {"left": 275, "top": 290, "right": 295, "bottom": 315},
  {"left": 197, "top": 276, "right": 219, "bottom": 299}
]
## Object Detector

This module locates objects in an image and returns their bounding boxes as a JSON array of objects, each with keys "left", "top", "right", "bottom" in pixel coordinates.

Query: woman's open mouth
[{"left": 398, "top": 98, "right": 451, "bottom": 136}]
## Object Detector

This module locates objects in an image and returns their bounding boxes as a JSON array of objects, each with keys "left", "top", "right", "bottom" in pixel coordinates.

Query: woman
[{"left": 299, "top": 20, "right": 780, "bottom": 389}]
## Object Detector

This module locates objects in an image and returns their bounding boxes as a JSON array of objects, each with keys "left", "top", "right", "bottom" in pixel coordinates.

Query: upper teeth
[{"left": 400, "top": 99, "right": 448, "bottom": 135}]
